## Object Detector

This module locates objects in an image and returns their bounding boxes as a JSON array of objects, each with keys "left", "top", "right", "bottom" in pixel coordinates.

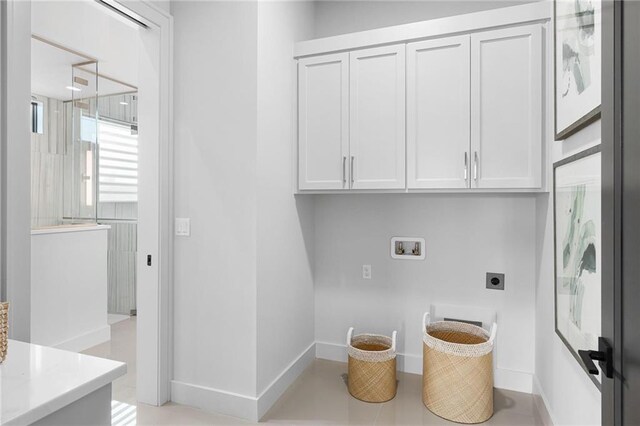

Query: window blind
[{"left": 98, "top": 120, "right": 138, "bottom": 202}]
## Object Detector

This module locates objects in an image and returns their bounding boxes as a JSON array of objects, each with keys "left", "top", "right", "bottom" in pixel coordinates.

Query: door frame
[
  {"left": 0, "top": 0, "right": 174, "bottom": 406},
  {"left": 122, "top": 0, "right": 174, "bottom": 406},
  {"left": 603, "top": 0, "right": 640, "bottom": 422},
  {"left": 0, "top": 0, "right": 32, "bottom": 342},
  {"left": 600, "top": 0, "right": 621, "bottom": 423}
]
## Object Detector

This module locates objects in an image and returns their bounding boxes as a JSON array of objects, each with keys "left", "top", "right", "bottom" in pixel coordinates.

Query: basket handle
[
  {"left": 347, "top": 327, "right": 354, "bottom": 347},
  {"left": 391, "top": 330, "right": 397, "bottom": 352},
  {"left": 423, "top": 312, "right": 430, "bottom": 329},
  {"left": 489, "top": 322, "right": 498, "bottom": 344}
]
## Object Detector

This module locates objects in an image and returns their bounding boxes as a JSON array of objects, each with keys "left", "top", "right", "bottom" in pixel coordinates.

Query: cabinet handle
[
  {"left": 473, "top": 151, "right": 479, "bottom": 181},
  {"left": 464, "top": 152, "right": 468, "bottom": 181},
  {"left": 342, "top": 156, "right": 347, "bottom": 186},
  {"left": 350, "top": 156, "right": 355, "bottom": 185}
]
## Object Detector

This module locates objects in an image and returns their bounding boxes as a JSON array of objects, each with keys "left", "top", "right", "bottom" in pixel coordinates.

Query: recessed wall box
[
  {"left": 486, "top": 272, "right": 505, "bottom": 290},
  {"left": 390, "top": 237, "right": 425, "bottom": 260}
]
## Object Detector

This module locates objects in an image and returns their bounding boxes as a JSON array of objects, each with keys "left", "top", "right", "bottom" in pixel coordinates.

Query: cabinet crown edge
[{"left": 294, "top": 1, "right": 551, "bottom": 59}]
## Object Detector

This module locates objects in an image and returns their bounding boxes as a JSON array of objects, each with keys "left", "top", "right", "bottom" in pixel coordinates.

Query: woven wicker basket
[
  {"left": 422, "top": 313, "right": 497, "bottom": 424},
  {"left": 347, "top": 327, "right": 397, "bottom": 403},
  {"left": 1, "top": 302, "right": 8, "bottom": 363}
]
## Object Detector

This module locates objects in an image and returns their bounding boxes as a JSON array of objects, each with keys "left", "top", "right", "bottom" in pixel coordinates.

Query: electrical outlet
[
  {"left": 175, "top": 218, "right": 191, "bottom": 237},
  {"left": 486, "top": 272, "right": 505, "bottom": 290},
  {"left": 362, "top": 265, "right": 372, "bottom": 280}
]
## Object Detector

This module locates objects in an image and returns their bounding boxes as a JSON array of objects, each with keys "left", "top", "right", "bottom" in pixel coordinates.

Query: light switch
[
  {"left": 362, "top": 265, "right": 372, "bottom": 280},
  {"left": 175, "top": 218, "right": 190, "bottom": 236}
]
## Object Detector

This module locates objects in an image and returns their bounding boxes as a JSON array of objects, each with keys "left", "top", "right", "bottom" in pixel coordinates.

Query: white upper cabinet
[
  {"left": 407, "top": 36, "right": 471, "bottom": 189},
  {"left": 296, "top": 3, "right": 548, "bottom": 193},
  {"left": 298, "top": 53, "right": 349, "bottom": 190},
  {"left": 471, "top": 25, "right": 542, "bottom": 189},
  {"left": 349, "top": 45, "right": 406, "bottom": 190}
]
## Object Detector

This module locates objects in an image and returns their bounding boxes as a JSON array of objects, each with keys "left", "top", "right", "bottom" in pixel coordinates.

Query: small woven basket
[
  {"left": 422, "top": 313, "right": 497, "bottom": 424},
  {"left": 1, "top": 302, "right": 8, "bottom": 363},
  {"left": 347, "top": 327, "right": 397, "bottom": 403}
]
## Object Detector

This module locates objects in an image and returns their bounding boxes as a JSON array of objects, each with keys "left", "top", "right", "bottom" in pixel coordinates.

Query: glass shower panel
[
  {"left": 96, "top": 91, "right": 139, "bottom": 316},
  {"left": 63, "top": 64, "right": 99, "bottom": 223},
  {"left": 30, "top": 36, "right": 100, "bottom": 229}
]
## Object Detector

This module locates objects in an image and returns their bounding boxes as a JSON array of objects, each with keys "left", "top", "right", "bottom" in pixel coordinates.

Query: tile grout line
[{"left": 373, "top": 400, "right": 385, "bottom": 424}]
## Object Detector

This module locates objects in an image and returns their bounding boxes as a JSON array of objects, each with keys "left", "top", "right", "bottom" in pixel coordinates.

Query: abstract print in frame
[
  {"left": 554, "top": 145, "right": 601, "bottom": 387},
  {"left": 554, "top": 0, "right": 602, "bottom": 140}
]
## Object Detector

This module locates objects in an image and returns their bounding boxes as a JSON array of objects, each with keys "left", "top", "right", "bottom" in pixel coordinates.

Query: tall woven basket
[
  {"left": 1, "top": 302, "right": 8, "bottom": 363},
  {"left": 422, "top": 313, "right": 497, "bottom": 424},
  {"left": 347, "top": 327, "right": 397, "bottom": 403}
]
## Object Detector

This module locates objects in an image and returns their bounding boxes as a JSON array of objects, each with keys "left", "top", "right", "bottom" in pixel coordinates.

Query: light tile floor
[
  {"left": 83, "top": 317, "right": 138, "bottom": 406},
  {"left": 108, "top": 314, "right": 131, "bottom": 326},
  {"left": 83, "top": 319, "right": 545, "bottom": 425}
]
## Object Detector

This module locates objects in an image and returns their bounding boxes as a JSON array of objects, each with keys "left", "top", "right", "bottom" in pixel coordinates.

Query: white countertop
[
  {"left": 31, "top": 224, "right": 111, "bottom": 236},
  {"left": 0, "top": 340, "right": 126, "bottom": 425}
]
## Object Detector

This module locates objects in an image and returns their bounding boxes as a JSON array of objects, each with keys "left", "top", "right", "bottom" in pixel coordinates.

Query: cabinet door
[
  {"left": 407, "top": 36, "right": 470, "bottom": 189},
  {"left": 471, "top": 25, "right": 542, "bottom": 189},
  {"left": 298, "top": 53, "right": 349, "bottom": 190},
  {"left": 350, "top": 45, "right": 406, "bottom": 189}
]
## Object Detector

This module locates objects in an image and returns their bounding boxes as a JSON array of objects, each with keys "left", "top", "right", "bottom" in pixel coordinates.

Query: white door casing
[{"left": 120, "top": 0, "right": 173, "bottom": 406}]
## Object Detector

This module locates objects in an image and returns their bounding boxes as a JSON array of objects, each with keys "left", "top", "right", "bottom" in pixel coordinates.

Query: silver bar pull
[
  {"left": 350, "top": 156, "right": 355, "bottom": 185},
  {"left": 473, "top": 151, "right": 479, "bottom": 181},
  {"left": 464, "top": 152, "right": 468, "bottom": 181},
  {"left": 342, "top": 156, "right": 347, "bottom": 186}
]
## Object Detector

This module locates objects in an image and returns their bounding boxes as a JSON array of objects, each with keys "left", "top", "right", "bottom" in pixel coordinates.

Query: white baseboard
[
  {"left": 171, "top": 342, "right": 316, "bottom": 422},
  {"left": 315, "top": 341, "right": 534, "bottom": 394},
  {"left": 170, "top": 340, "right": 535, "bottom": 422},
  {"left": 107, "top": 313, "right": 130, "bottom": 325},
  {"left": 257, "top": 342, "right": 315, "bottom": 419},
  {"left": 532, "top": 376, "right": 556, "bottom": 425},
  {"left": 171, "top": 380, "right": 259, "bottom": 421},
  {"left": 54, "top": 325, "right": 111, "bottom": 353}
]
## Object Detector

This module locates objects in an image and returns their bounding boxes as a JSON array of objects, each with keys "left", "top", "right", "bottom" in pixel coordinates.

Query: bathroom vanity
[
  {"left": 30, "top": 224, "right": 110, "bottom": 351},
  {"left": 0, "top": 339, "right": 125, "bottom": 425}
]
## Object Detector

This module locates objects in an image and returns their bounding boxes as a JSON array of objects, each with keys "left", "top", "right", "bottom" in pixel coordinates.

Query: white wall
[
  {"left": 312, "top": 0, "right": 538, "bottom": 38},
  {"left": 310, "top": 0, "right": 548, "bottom": 394},
  {"left": 314, "top": 194, "right": 537, "bottom": 390},
  {"left": 534, "top": 121, "right": 602, "bottom": 425},
  {"left": 172, "top": 2, "right": 318, "bottom": 419},
  {"left": 149, "top": 1, "right": 171, "bottom": 15},
  {"left": 256, "top": 0, "right": 316, "bottom": 395},
  {"left": 172, "top": 0, "right": 258, "bottom": 397},
  {"left": 169, "top": 1, "right": 602, "bottom": 423}
]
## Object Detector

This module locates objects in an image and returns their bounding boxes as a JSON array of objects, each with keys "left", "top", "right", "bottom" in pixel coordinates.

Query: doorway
[
  {"left": 1, "top": 0, "right": 173, "bottom": 410},
  {"left": 29, "top": 36, "right": 138, "bottom": 356}
]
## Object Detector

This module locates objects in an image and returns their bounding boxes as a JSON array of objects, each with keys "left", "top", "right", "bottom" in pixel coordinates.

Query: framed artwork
[
  {"left": 554, "top": 145, "right": 601, "bottom": 387},
  {"left": 554, "top": 0, "right": 602, "bottom": 140}
]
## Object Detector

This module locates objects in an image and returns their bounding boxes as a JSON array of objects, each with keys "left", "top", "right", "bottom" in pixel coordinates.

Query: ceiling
[
  {"left": 31, "top": 37, "right": 91, "bottom": 101},
  {"left": 31, "top": 0, "right": 140, "bottom": 101},
  {"left": 31, "top": 37, "right": 136, "bottom": 101}
]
